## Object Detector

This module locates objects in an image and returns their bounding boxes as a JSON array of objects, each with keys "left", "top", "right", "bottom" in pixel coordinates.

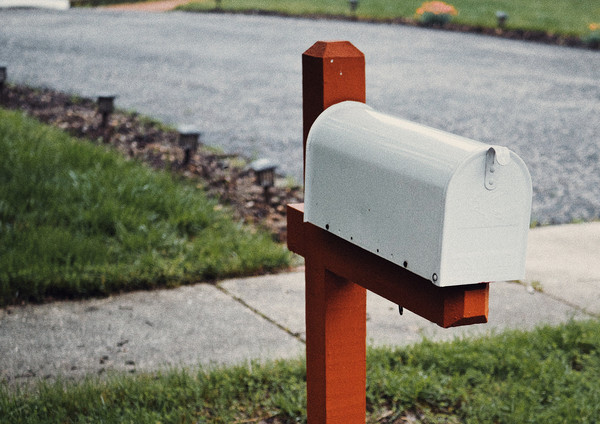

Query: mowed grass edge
[
  {"left": 179, "top": 0, "right": 600, "bottom": 39},
  {"left": 2, "top": 319, "right": 600, "bottom": 423},
  {"left": 0, "top": 108, "right": 290, "bottom": 306}
]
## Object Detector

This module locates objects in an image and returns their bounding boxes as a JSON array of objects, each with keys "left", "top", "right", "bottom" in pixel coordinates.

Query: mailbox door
[{"left": 439, "top": 149, "right": 532, "bottom": 286}]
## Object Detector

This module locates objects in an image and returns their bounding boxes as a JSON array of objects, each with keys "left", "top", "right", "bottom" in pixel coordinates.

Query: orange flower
[
  {"left": 590, "top": 23, "right": 600, "bottom": 31},
  {"left": 416, "top": 1, "right": 458, "bottom": 16}
]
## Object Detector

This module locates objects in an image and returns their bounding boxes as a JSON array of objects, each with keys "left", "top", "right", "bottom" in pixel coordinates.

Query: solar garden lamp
[
  {"left": 178, "top": 126, "right": 202, "bottom": 166},
  {"left": 249, "top": 158, "right": 278, "bottom": 203},
  {"left": 0, "top": 65, "right": 6, "bottom": 86},
  {"left": 97, "top": 94, "right": 116, "bottom": 128},
  {"left": 496, "top": 11, "right": 508, "bottom": 28},
  {"left": 348, "top": 0, "right": 359, "bottom": 14},
  {"left": 0, "top": 65, "right": 7, "bottom": 102}
]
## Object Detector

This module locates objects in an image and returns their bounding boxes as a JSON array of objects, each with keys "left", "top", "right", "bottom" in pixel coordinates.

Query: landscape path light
[
  {"left": 249, "top": 158, "right": 278, "bottom": 203},
  {"left": 348, "top": 0, "right": 359, "bottom": 14},
  {"left": 97, "top": 94, "right": 116, "bottom": 128},
  {"left": 178, "top": 125, "right": 202, "bottom": 166},
  {"left": 0, "top": 65, "right": 7, "bottom": 102},
  {"left": 496, "top": 11, "right": 508, "bottom": 28}
]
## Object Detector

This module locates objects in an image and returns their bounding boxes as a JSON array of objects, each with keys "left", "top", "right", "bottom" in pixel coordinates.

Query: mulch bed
[{"left": 1, "top": 84, "right": 303, "bottom": 242}]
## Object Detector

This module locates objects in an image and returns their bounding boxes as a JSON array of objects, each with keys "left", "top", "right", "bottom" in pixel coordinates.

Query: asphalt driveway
[{"left": 1, "top": 8, "right": 599, "bottom": 224}]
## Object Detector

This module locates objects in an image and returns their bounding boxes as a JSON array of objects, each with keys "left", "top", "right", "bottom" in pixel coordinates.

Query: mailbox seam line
[{"left": 215, "top": 284, "right": 307, "bottom": 344}]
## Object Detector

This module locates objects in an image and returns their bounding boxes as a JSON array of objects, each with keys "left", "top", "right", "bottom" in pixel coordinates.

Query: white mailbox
[{"left": 304, "top": 101, "right": 532, "bottom": 287}]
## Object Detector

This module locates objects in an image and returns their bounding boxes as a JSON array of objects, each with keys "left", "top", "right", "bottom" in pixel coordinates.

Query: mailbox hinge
[{"left": 485, "top": 146, "right": 511, "bottom": 190}]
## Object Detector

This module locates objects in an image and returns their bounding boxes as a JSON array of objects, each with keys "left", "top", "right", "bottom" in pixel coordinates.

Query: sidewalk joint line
[
  {"left": 215, "top": 284, "right": 306, "bottom": 344},
  {"left": 537, "top": 290, "right": 600, "bottom": 319}
]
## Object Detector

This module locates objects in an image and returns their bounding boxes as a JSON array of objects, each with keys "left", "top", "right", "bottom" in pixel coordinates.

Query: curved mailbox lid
[
  {"left": 306, "top": 101, "right": 490, "bottom": 195},
  {"left": 304, "top": 101, "right": 532, "bottom": 287}
]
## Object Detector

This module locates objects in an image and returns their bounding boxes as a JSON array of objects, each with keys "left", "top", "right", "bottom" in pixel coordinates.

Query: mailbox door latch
[{"left": 485, "top": 146, "right": 511, "bottom": 190}]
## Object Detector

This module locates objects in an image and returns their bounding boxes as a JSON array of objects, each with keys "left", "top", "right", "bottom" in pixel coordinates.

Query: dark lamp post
[
  {"left": 178, "top": 126, "right": 202, "bottom": 166},
  {"left": 496, "top": 11, "right": 508, "bottom": 28},
  {"left": 250, "top": 158, "right": 277, "bottom": 187},
  {"left": 0, "top": 66, "right": 7, "bottom": 86},
  {"left": 249, "top": 158, "right": 278, "bottom": 203},
  {"left": 97, "top": 94, "right": 116, "bottom": 128},
  {"left": 0, "top": 65, "right": 7, "bottom": 103}
]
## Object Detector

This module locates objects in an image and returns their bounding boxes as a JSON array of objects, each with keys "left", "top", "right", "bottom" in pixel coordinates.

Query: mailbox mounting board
[{"left": 304, "top": 101, "right": 532, "bottom": 287}]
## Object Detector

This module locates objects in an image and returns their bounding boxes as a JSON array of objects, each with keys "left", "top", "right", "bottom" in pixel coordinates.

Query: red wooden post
[
  {"left": 292, "top": 41, "right": 489, "bottom": 423},
  {"left": 302, "top": 41, "right": 366, "bottom": 180},
  {"left": 302, "top": 41, "right": 368, "bottom": 423}
]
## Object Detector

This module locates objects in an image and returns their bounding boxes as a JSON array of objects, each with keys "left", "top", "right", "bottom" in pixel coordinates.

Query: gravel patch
[{"left": 0, "top": 9, "right": 599, "bottom": 224}]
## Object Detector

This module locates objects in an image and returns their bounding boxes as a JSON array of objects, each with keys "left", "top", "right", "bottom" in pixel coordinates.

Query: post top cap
[{"left": 303, "top": 41, "right": 364, "bottom": 59}]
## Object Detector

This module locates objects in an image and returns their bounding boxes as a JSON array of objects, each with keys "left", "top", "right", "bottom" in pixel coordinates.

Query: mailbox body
[{"left": 304, "top": 101, "right": 532, "bottom": 287}]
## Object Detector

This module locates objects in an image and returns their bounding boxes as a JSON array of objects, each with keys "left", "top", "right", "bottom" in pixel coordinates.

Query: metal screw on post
[
  {"left": 97, "top": 94, "right": 116, "bottom": 129},
  {"left": 0, "top": 65, "right": 7, "bottom": 104},
  {"left": 496, "top": 11, "right": 508, "bottom": 29},
  {"left": 249, "top": 158, "right": 278, "bottom": 204},
  {"left": 178, "top": 126, "right": 202, "bottom": 167}
]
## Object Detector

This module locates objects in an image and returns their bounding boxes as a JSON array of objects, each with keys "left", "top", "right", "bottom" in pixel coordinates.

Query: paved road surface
[{"left": 1, "top": 9, "right": 599, "bottom": 224}]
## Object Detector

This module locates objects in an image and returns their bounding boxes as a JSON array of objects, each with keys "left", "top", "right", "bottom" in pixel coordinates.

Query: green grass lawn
[
  {"left": 0, "top": 108, "right": 290, "bottom": 306},
  {"left": 180, "top": 0, "right": 600, "bottom": 39},
  {"left": 70, "top": 0, "right": 151, "bottom": 6},
  {"left": 2, "top": 319, "right": 600, "bottom": 423}
]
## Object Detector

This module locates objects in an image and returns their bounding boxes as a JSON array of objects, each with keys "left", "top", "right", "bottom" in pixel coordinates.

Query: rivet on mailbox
[{"left": 304, "top": 101, "right": 532, "bottom": 287}]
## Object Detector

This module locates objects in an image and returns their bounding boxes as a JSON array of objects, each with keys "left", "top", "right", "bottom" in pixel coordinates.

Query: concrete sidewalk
[{"left": 1, "top": 222, "right": 599, "bottom": 384}]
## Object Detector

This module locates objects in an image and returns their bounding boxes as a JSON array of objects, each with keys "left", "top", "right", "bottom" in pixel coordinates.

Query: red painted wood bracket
[{"left": 288, "top": 203, "right": 489, "bottom": 328}]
